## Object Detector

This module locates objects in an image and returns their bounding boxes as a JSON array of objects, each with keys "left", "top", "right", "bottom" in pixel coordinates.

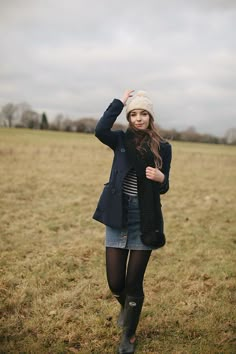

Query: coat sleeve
[
  {"left": 159, "top": 142, "right": 172, "bottom": 194},
  {"left": 95, "top": 99, "right": 124, "bottom": 150}
]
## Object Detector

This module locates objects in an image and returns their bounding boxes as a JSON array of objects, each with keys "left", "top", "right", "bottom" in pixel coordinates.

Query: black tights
[{"left": 106, "top": 247, "right": 152, "bottom": 298}]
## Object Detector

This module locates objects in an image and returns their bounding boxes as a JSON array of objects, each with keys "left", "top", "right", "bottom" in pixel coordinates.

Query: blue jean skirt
[{"left": 105, "top": 193, "right": 157, "bottom": 250}]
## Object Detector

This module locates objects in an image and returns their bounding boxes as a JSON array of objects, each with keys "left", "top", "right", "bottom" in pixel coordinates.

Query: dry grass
[{"left": 0, "top": 128, "right": 235, "bottom": 354}]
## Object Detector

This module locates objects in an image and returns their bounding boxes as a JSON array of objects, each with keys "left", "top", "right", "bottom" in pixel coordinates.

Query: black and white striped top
[{"left": 122, "top": 168, "right": 138, "bottom": 196}]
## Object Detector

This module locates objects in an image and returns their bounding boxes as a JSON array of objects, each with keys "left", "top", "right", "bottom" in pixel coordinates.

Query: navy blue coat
[{"left": 93, "top": 99, "right": 172, "bottom": 229}]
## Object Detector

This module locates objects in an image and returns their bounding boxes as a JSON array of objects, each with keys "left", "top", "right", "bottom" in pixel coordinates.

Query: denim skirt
[{"left": 105, "top": 193, "right": 157, "bottom": 250}]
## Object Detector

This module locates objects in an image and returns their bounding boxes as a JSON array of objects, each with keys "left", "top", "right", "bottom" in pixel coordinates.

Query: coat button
[{"left": 111, "top": 188, "right": 115, "bottom": 194}]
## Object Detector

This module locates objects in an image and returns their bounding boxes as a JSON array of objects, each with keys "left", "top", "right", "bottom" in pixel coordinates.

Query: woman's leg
[
  {"left": 118, "top": 250, "right": 152, "bottom": 353},
  {"left": 106, "top": 247, "right": 129, "bottom": 327},
  {"left": 125, "top": 249, "right": 152, "bottom": 297},
  {"left": 106, "top": 247, "right": 152, "bottom": 300},
  {"left": 105, "top": 247, "right": 129, "bottom": 296}
]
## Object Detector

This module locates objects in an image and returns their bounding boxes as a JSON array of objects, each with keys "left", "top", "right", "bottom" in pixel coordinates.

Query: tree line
[{"left": 0, "top": 101, "right": 235, "bottom": 144}]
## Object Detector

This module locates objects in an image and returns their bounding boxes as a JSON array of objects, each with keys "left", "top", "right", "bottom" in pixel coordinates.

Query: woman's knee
[
  {"left": 109, "top": 283, "right": 125, "bottom": 295},
  {"left": 106, "top": 276, "right": 125, "bottom": 295},
  {"left": 125, "top": 280, "right": 144, "bottom": 297}
]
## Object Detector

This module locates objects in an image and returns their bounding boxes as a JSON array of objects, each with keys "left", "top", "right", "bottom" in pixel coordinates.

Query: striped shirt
[{"left": 122, "top": 168, "right": 138, "bottom": 196}]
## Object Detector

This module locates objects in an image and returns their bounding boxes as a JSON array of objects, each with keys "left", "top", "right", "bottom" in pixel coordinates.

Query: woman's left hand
[{"left": 146, "top": 166, "right": 165, "bottom": 183}]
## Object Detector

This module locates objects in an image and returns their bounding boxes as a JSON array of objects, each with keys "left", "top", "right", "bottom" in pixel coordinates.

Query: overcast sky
[{"left": 0, "top": 0, "right": 235, "bottom": 136}]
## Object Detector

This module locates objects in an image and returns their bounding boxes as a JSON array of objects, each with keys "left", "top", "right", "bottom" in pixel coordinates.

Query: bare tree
[
  {"left": 14, "top": 102, "right": 32, "bottom": 125},
  {"left": 180, "top": 126, "right": 200, "bottom": 142},
  {"left": 21, "top": 110, "right": 40, "bottom": 129},
  {"left": 0, "top": 111, "right": 7, "bottom": 127},
  {"left": 159, "top": 128, "right": 181, "bottom": 141},
  {"left": 74, "top": 118, "right": 97, "bottom": 133},
  {"left": 112, "top": 122, "right": 126, "bottom": 131},
  {"left": 51, "top": 113, "right": 64, "bottom": 130},
  {"left": 1, "top": 103, "right": 16, "bottom": 127},
  {"left": 61, "top": 118, "right": 74, "bottom": 132},
  {"left": 225, "top": 128, "right": 236, "bottom": 145}
]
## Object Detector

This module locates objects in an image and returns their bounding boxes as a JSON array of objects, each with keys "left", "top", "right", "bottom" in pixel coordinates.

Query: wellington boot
[
  {"left": 117, "top": 307, "right": 124, "bottom": 328},
  {"left": 114, "top": 291, "right": 126, "bottom": 327},
  {"left": 117, "top": 295, "right": 144, "bottom": 354}
]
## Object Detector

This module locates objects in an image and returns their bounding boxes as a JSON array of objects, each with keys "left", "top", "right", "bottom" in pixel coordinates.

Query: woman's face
[{"left": 129, "top": 109, "right": 150, "bottom": 130}]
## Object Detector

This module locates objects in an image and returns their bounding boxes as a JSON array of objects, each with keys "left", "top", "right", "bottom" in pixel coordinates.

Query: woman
[{"left": 93, "top": 90, "right": 172, "bottom": 353}]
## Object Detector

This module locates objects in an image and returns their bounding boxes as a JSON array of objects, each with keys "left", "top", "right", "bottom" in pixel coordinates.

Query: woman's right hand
[{"left": 121, "top": 90, "right": 135, "bottom": 105}]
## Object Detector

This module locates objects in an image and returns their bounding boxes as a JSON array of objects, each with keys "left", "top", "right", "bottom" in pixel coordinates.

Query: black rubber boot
[
  {"left": 114, "top": 291, "right": 126, "bottom": 327},
  {"left": 117, "top": 295, "right": 144, "bottom": 354}
]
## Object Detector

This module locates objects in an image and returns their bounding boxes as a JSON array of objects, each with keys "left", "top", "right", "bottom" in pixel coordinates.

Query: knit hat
[{"left": 126, "top": 90, "right": 155, "bottom": 119}]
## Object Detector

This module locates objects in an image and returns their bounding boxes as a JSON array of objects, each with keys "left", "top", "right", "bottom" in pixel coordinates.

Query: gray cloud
[{"left": 0, "top": 0, "right": 235, "bottom": 136}]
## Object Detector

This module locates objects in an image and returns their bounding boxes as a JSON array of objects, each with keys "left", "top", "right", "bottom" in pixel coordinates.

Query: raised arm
[{"left": 95, "top": 90, "right": 134, "bottom": 150}]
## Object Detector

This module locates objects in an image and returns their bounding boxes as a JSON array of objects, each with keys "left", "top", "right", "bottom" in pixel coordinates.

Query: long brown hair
[{"left": 127, "top": 113, "right": 164, "bottom": 169}]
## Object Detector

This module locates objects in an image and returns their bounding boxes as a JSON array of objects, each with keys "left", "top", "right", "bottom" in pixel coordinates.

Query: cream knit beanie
[{"left": 126, "top": 90, "right": 155, "bottom": 119}]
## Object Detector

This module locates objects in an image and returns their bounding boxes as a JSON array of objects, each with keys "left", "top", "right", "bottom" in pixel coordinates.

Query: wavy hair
[{"left": 127, "top": 113, "right": 164, "bottom": 169}]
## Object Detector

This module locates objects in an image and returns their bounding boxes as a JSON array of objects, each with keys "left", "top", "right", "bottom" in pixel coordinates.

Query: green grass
[{"left": 0, "top": 128, "right": 236, "bottom": 353}]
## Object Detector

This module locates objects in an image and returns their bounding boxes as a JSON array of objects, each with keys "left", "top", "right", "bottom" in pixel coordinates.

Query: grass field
[{"left": 0, "top": 128, "right": 236, "bottom": 354}]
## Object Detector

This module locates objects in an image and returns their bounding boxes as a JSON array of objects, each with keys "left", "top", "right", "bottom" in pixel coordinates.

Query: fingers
[
  {"left": 146, "top": 167, "right": 164, "bottom": 183},
  {"left": 125, "top": 89, "right": 135, "bottom": 100},
  {"left": 146, "top": 166, "right": 159, "bottom": 181},
  {"left": 146, "top": 166, "right": 155, "bottom": 179},
  {"left": 127, "top": 89, "right": 135, "bottom": 97},
  {"left": 146, "top": 167, "right": 156, "bottom": 173},
  {"left": 121, "top": 89, "right": 135, "bottom": 104}
]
